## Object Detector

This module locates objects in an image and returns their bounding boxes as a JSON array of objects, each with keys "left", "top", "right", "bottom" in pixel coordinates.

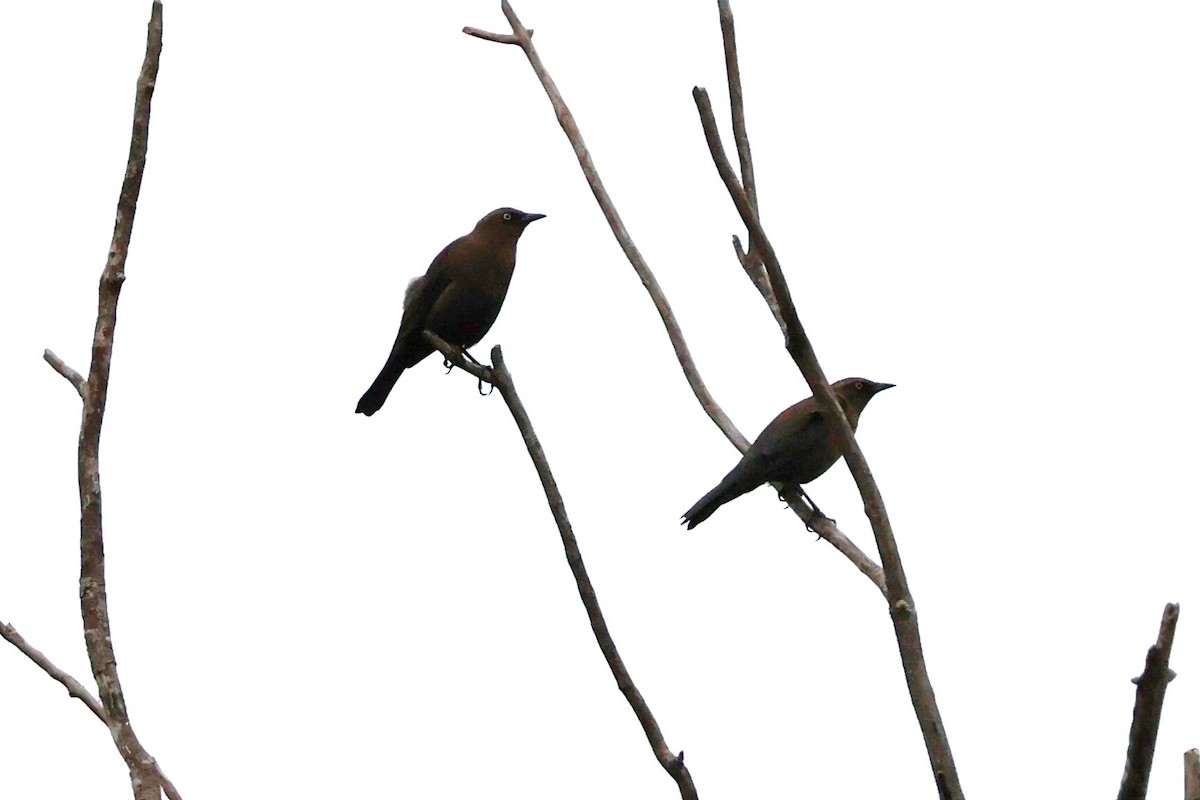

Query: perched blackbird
[
  {"left": 682, "top": 378, "right": 893, "bottom": 528},
  {"left": 356, "top": 208, "right": 545, "bottom": 415}
]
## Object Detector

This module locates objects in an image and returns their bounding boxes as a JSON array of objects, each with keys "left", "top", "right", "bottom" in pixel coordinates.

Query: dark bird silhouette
[
  {"left": 682, "top": 377, "right": 894, "bottom": 529},
  {"left": 356, "top": 207, "right": 545, "bottom": 416}
]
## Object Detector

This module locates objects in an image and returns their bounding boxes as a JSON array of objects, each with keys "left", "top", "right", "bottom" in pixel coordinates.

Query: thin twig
[
  {"left": 693, "top": 83, "right": 962, "bottom": 800},
  {"left": 463, "top": 2, "right": 882, "bottom": 585},
  {"left": 43, "top": 349, "right": 86, "bottom": 398},
  {"left": 1, "top": 621, "right": 108, "bottom": 724},
  {"left": 717, "top": 0, "right": 781, "bottom": 331},
  {"left": 1117, "top": 603, "right": 1180, "bottom": 800},
  {"left": 0, "top": 621, "right": 183, "bottom": 800},
  {"left": 486, "top": 344, "right": 698, "bottom": 800},
  {"left": 73, "top": 4, "right": 168, "bottom": 799}
]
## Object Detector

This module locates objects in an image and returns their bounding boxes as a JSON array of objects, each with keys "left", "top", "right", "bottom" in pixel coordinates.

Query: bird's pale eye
[
  {"left": 502, "top": 212, "right": 513, "bottom": 221},
  {"left": 855, "top": 382, "right": 864, "bottom": 389}
]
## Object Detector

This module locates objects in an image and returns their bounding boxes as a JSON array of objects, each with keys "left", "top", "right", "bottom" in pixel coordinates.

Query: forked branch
[{"left": 692, "top": 14, "right": 961, "bottom": 795}]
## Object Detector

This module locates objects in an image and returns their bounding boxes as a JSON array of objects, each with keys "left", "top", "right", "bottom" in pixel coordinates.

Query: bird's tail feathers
[
  {"left": 681, "top": 476, "right": 755, "bottom": 530},
  {"left": 355, "top": 362, "right": 406, "bottom": 416}
]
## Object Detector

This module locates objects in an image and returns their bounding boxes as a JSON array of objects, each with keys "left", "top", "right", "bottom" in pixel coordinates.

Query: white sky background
[{"left": 2, "top": 1, "right": 1198, "bottom": 797}]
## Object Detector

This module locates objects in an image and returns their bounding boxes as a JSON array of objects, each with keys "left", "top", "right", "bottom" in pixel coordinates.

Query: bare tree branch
[
  {"left": 0, "top": 621, "right": 182, "bottom": 800},
  {"left": 463, "top": 1, "right": 883, "bottom": 587},
  {"left": 1, "top": 620, "right": 108, "bottom": 724},
  {"left": 488, "top": 345, "right": 699, "bottom": 800},
  {"left": 717, "top": 0, "right": 784, "bottom": 334},
  {"left": 719, "top": 0, "right": 757, "bottom": 222},
  {"left": 1185, "top": 749, "right": 1200, "bottom": 800},
  {"left": 692, "top": 83, "right": 963, "bottom": 800},
  {"left": 66, "top": 3, "right": 169, "bottom": 798},
  {"left": 464, "top": 0, "right": 746, "bottom": 453},
  {"left": 43, "top": 349, "right": 86, "bottom": 398},
  {"left": 421, "top": 337, "right": 699, "bottom": 800},
  {"left": 1118, "top": 603, "right": 1180, "bottom": 800}
]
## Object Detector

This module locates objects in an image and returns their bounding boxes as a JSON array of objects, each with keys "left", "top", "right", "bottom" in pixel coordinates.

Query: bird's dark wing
[
  {"left": 754, "top": 409, "right": 827, "bottom": 480},
  {"left": 354, "top": 272, "right": 452, "bottom": 416},
  {"left": 397, "top": 273, "right": 451, "bottom": 342}
]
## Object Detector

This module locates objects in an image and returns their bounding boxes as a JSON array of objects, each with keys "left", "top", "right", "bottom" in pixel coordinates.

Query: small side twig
[
  {"left": 693, "top": 83, "right": 962, "bottom": 800},
  {"left": 1117, "top": 603, "right": 1181, "bottom": 800},
  {"left": 0, "top": 621, "right": 182, "bottom": 800},
  {"left": 1, "top": 620, "right": 107, "bottom": 724},
  {"left": 43, "top": 349, "right": 86, "bottom": 398}
]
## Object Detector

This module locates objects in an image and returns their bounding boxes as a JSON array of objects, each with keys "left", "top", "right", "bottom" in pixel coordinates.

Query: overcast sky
[{"left": 3, "top": 1, "right": 1199, "bottom": 798}]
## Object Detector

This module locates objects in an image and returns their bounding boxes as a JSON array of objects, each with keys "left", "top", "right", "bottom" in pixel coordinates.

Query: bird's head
[
  {"left": 475, "top": 207, "right": 546, "bottom": 241},
  {"left": 832, "top": 377, "right": 895, "bottom": 415}
]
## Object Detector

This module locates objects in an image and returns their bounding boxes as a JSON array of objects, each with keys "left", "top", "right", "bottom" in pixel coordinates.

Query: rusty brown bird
[
  {"left": 682, "top": 378, "right": 893, "bottom": 529},
  {"left": 356, "top": 207, "right": 545, "bottom": 416}
]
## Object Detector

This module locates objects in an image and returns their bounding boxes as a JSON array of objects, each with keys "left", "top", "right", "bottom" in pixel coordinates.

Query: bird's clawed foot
[
  {"left": 478, "top": 377, "right": 494, "bottom": 397},
  {"left": 443, "top": 347, "right": 484, "bottom": 374},
  {"left": 804, "top": 509, "right": 837, "bottom": 538},
  {"left": 778, "top": 488, "right": 835, "bottom": 537}
]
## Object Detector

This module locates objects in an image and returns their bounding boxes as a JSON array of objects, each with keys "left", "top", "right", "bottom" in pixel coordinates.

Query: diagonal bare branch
[
  {"left": 423, "top": 336, "right": 700, "bottom": 799},
  {"left": 1117, "top": 603, "right": 1180, "bottom": 800},
  {"left": 0, "top": 620, "right": 182, "bottom": 800},
  {"left": 1, "top": 620, "right": 108, "bottom": 724},
  {"left": 464, "top": 2, "right": 882, "bottom": 588},
  {"left": 488, "top": 345, "right": 699, "bottom": 800},
  {"left": 465, "top": 0, "right": 746, "bottom": 454}
]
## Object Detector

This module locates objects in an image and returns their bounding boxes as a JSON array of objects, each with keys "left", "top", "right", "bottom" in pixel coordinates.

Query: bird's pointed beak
[
  {"left": 521, "top": 212, "right": 547, "bottom": 225},
  {"left": 877, "top": 383, "right": 896, "bottom": 392}
]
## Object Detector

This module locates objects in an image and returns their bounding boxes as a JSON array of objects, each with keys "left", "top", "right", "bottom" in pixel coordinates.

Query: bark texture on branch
[
  {"left": 75, "top": 4, "right": 171, "bottom": 798},
  {"left": 1117, "top": 603, "right": 1180, "bottom": 800}
]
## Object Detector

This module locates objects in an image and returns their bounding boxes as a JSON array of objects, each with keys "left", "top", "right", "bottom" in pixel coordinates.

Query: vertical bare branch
[
  {"left": 424, "top": 333, "right": 698, "bottom": 800},
  {"left": 692, "top": 84, "right": 963, "bottom": 800},
  {"left": 71, "top": 3, "right": 168, "bottom": 798},
  {"left": 1184, "top": 749, "right": 1200, "bottom": 800},
  {"left": 717, "top": 0, "right": 785, "bottom": 334},
  {"left": 1117, "top": 603, "right": 1181, "bottom": 800},
  {"left": 719, "top": 0, "right": 757, "bottom": 219}
]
